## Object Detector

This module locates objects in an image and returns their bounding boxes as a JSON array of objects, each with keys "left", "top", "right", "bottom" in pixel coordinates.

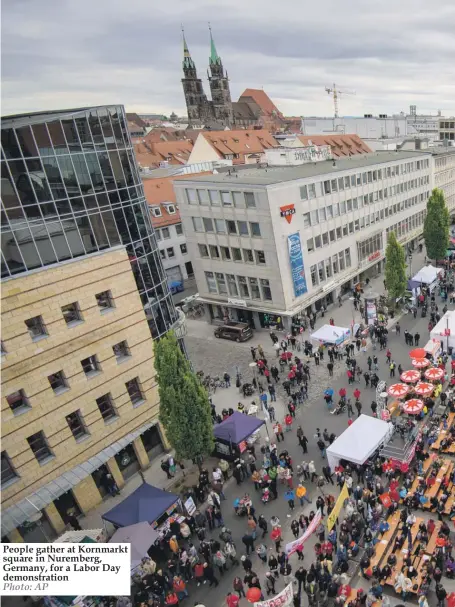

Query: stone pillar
[
  {"left": 44, "top": 502, "right": 66, "bottom": 535},
  {"left": 7, "top": 528, "right": 24, "bottom": 543},
  {"left": 106, "top": 456, "right": 125, "bottom": 489},
  {"left": 133, "top": 437, "right": 150, "bottom": 470},
  {"left": 72, "top": 475, "right": 103, "bottom": 513},
  {"left": 158, "top": 422, "right": 171, "bottom": 451}
]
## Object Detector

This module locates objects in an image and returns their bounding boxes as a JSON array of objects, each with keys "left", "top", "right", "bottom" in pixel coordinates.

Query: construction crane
[{"left": 325, "top": 83, "right": 356, "bottom": 118}]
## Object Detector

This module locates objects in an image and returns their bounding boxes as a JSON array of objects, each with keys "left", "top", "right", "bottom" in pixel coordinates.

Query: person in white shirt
[{"left": 212, "top": 467, "right": 222, "bottom": 482}]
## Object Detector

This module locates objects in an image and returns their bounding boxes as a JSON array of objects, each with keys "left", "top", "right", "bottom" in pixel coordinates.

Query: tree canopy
[
  {"left": 154, "top": 332, "right": 214, "bottom": 463},
  {"left": 384, "top": 231, "right": 407, "bottom": 303},
  {"left": 423, "top": 188, "right": 450, "bottom": 261}
]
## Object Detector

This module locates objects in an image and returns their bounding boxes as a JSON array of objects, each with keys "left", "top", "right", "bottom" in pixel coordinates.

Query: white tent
[
  {"left": 310, "top": 324, "right": 350, "bottom": 346},
  {"left": 412, "top": 265, "right": 442, "bottom": 286},
  {"left": 326, "top": 415, "right": 391, "bottom": 470},
  {"left": 430, "top": 311, "right": 455, "bottom": 351}
]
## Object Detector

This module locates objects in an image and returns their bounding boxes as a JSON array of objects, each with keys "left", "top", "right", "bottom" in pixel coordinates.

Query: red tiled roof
[
  {"left": 133, "top": 140, "right": 194, "bottom": 168},
  {"left": 200, "top": 129, "right": 279, "bottom": 164},
  {"left": 239, "top": 89, "right": 283, "bottom": 119},
  {"left": 297, "top": 134, "right": 372, "bottom": 157}
]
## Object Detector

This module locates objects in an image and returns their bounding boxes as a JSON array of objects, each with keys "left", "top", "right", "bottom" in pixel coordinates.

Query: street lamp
[{"left": 408, "top": 253, "right": 413, "bottom": 279}]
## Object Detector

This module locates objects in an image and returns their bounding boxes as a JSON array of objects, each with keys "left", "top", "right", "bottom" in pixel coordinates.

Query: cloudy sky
[{"left": 2, "top": 0, "right": 455, "bottom": 118}]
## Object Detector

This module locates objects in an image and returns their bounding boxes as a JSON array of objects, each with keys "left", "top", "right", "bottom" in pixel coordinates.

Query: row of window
[
  {"left": 357, "top": 234, "right": 384, "bottom": 263},
  {"left": 5, "top": 341, "right": 135, "bottom": 416},
  {"left": 199, "top": 243, "right": 266, "bottom": 265},
  {"left": 300, "top": 161, "right": 430, "bottom": 200},
  {"left": 15, "top": 291, "right": 115, "bottom": 347},
  {"left": 205, "top": 272, "right": 272, "bottom": 301},
  {"left": 155, "top": 223, "right": 184, "bottom": 240},
  {"left": 160, "top": 244, "right": 187, "bottom": 260},
  {"left": 440, "top": 122, "right": 455, "bottom": 129},
  {"left": 310, "top": 248, "right": 352, "bottom": 288},
  {"left": 1, "top": 378, "right": 144, "bottom": 485},
  {"left": 192, "top": 217, "right": 261, "bottom": 237},
  {"left": 186, "top": 189, "right": 256, "bottom": 209},
  {"left": 151, "top": 204, "right": 176, "bottom": 218},
  {"left": 385, "top": 210, "right": 426, "bottom": 241}
]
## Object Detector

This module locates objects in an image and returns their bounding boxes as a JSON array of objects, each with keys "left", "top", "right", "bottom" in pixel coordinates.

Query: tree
[
  {"left": 154, "top": 331, "right": 214, "bottom": 464},
  {"left": 423, "top": 188, "right": 450, "bottom": 261},
  {"left": 384, "top": 231, "right": 407, "bottom": 305}
]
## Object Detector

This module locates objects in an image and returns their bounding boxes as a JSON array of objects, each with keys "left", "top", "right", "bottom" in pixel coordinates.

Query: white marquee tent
[
  {"left": 326, "top": 415, "right": 391, "bottom": 470},
  {"left": 411, "top": 265, "right": 442, "bottom": 287},
  {"left": 430, "top": 311, "right": 455, "bottom": 351},
  {"left": 310, "top": 324, "right": 350, "bottom": 346}
]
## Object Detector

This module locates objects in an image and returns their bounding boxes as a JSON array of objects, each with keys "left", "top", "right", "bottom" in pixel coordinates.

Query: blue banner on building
[{"left": 287, "top": 232, "right": 308, "bottom": 297}]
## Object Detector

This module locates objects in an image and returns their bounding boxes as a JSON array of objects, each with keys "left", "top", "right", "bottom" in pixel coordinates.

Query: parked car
[{"left": 214, "top": 322, "right": 253, "bottom": 342}]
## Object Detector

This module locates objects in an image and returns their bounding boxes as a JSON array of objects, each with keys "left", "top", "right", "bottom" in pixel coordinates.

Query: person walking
[
  {"left": 203, "top": 563, "right": 219, "bottom": 587},
  {"left": 415, "top": 332, "right": 420, "bottom": 346},
  {"left": 309, "top": 461, "right": 317, "bottom": 482},
  {"left": 327, "top": 362, "right": 334, "bottom": 377},
  {"left": 296, "top": 483, "right": 312, "bottom": 506},
  {"left": 242, "top": 532, "right": 255, "bottom": 555},
  {"left": 355, "top": 400, "right": 362, "bottom": 417},
  {"left": 323, "top": 465, "right": 334, "bottom": 485}
]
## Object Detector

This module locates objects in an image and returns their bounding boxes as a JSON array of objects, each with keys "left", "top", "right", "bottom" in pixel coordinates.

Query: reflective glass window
[
  {"left": 61, "top": 119, "right": 82, "bottom": 152},
  {"left": 16, "top": 126, "right": 38, "bottom": 157},
  {"left": 47, "top": 120, "right": 68, "bottom": 153}
]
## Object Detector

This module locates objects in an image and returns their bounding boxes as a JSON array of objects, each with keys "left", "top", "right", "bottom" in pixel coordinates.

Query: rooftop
[
  {"left": 176, "top": 150, "right": 431, "bottom": 187},
  {"left": 2, "top": 106, "right": 121, "bottom": 127}
]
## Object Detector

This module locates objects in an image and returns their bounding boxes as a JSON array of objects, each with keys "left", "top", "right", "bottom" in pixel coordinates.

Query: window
[
  {"left": 322, "top": 232, "right": 329, "bottom": 245},
  {"left": 329, "top": 229, "right": 336, "bottom": 242},
  {"left": 338, "top": 177, "right": 344, "bottom": 191},
  {"left": 344, "top": 176, "right": 350, "bottom": 188},
  {"left": 339, "top": 251, "right": 345, "bottom": 270},
  {"left": 245, "top": 192, "right": 256, "bottom": 208},
  {"left": 205, "top": 271, "right": 217, "bottom": 293},
  {"left": 333, "top": 203, "right": 339, "bottom": 217},
  {"left": 325, "top": 258, "right": 332, "bottom": 278},
  {"left": 232, "top": 248, "right": 242, "bottom": 261},
  {"left": 351, "top": 175, "right": 356, "bottom": 187},
  {"left": 300, "top": 185, "right": 308, "bottom": 200},
  {"left": 216, "top": 272, "right": 228, "bottom": 294},
  {"left": 48, "top": 371, "right": 68, "bottom": 394},
  {"left": 249, "top": 277, "right": 261, "bottom": 299},
  {"left": 308, "top": 183, "right": 316, "bottom": 199},
  {"left": 315, "top": 235, "right": 322, "bottom": 248},
  {"left": 197, "top": 190, "right": 209, "bottom": 205},
  {"left": 161, "top": 227, "right": 170, "bottom": 239},
  {"left": 261, "top": 279, "right": 272, "bottom": 300},
  {"left": 126, "top": 378, "right": 144, "bottom": 405},
  {"left": 160, "top": 249, "right": 166, "bottom": 260},
  {"left": 1, "top": 451, "right": 18, "bottom": 486},
  {"left": 6, "top": 390, "right": 30, "bottom": 415},
  {"left": 175, "top": 223, "right": 184, "bottom": 235},
  {"left": 81, "top": 355, "right": 100, "bottom": 376},
  {"left": 180, "top": 243, "right": 187, "bottom": 255},
  {"left": 332, "top": 255, "right": 339, "bottom": 274},
  {"left": 326, "top": 205, "right": 333, "bottom": 219},
  {"left": 66, "top": 411, "right": 88, "bottom": 440},
  {"left": 238, "top": 221, "right": 249, "bottom": 236},
  {"left": 354, "top": 219, "right": 360, "bottom": 231},
  {"left": 255, "top": 250, "right": 266, "bottom": 265},
  {"left": 345, "top": 248, "right": 351, "bottom": 267},
  {"left": 166, "top": 247, "right": 174, "bottom": 258},
  {"left": 307, "top": 238, "right": 314, "bottom": 252},
  {"left": 238, "top": 276, "right": 249, "bottom": 298},
  {"left": 209, "top": 245, "right": 220, "bottom": 259},
  {"left": 214, "top": 219, "right": 226, "bottom": 233},
  {"left": 343, "top": 225, "right": 348, "bottom": 236},
  {"left": 243, "top": 249, "right": 254, "bottom": 263},
  {"left": 323, "top": 180, "right": 331, "bottom": 194},
  {"left": 96, "top": 394, "right": 117, "bottom": 422},
  {"left": 27, "top": 431, "right": 53, "bottom": 463},
  {"left": 221, "top": 191, "right": 232, "bottom": 206},
  {"left": 186, "top": 189, "right": 197, "bottom": 204},
  {"left": 353, "top": 197, "right": 358, "bottom": 209},
  {"left": 348, "top": 222, "right": 354, "bottom": 234},
  {"left": 331, "top": 179, "right": 338, "bottom": 192},
  {"left": 209, "top": 190, "right": 220, "bottom": 205},
  {"left": 346, "top": 199, "right": 352, "bottom": 212},
  {"left": 192, "top": 217, "right": 203, "bottom": 232},
  {"left": 336, "top": 227, "right": 342, "bottom": 239},
  {"left": 151, "top": 206, "right": 162, "bottom": 217},
  {"left": 61, "top": 302, "right": 82, "bottom": 326},
  {"left": 250, "top": 222, "right": 261, "bottom": 237},
  {"left": 317, "top": 261, "right": 325, "bottom": 283},
  {"left": 227, "top": 274, "right": 238, "bottom": 296},
  {"left": 233, "top": 192, "right": 244, "bottom": 207},
  {"left": 340, "top": 201, "right": 346, "bottom": 214},
  {"left": 310, "top": 265, "right": 318, "bottom": 286},
  {"left": 95, "top": 290, "right": 114, "bottom": 312},
  {"left": 319, "top": 207, "right": 326, "bottom": 221},
  {"left": 110, "top": 346, "right": 131, "bottom": 370},
  {"left": 203, "top": 217, "right": 214, "bottom": 232},
  {"left": 25, "top": 316, "right": 47, "bottom": 340},
  {"left": 303, "top": 213, "right": 311, "bottom": 227},
  {"left": 310, "top": 210, "right": 319, "bottom": 224},
  {"left": 227, "top": 220, "right": 237, "bottom": 235}
]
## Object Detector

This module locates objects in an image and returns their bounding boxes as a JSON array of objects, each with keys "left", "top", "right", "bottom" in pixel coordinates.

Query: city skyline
[{"left": 1, "top": 0, "right": 455, "bottom": 119}]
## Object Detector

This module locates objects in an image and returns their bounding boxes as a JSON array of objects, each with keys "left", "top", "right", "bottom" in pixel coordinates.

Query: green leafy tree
[
  {"left": 384, "top": 231, "right": 407, "bottom": 305},
  {"left": 423, "top": 188, "right": 450, "bottom": 261},
  {"left": 154, "top": 332, "right": 214, "bottom": 464}
]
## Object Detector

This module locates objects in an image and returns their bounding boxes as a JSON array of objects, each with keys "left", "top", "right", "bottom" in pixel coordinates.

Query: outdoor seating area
[{"left": 431, "top": 413, "right": 455, "bottom": 453}]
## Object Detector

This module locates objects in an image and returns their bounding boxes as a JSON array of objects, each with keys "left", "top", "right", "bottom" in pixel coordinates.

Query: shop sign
[
  {"left": 288, "top": 233, "right": 308, "bottom": 297},
  {"left": 280, "top": 204, "right": 296, "bottom": 224},
  {"left": 368, "top": 250, "right": 381, "bottom": 262},
  {"left": 228, "top": 298, "right": 247, "bottom": 307}
]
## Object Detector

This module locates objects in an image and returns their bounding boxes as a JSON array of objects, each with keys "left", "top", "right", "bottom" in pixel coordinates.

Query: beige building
[
  {"left": 1, "top": 247, "right": 166, "bottom": 542},
  {"left": 432, "top": 147, "right": 455, "bottom": 212}
]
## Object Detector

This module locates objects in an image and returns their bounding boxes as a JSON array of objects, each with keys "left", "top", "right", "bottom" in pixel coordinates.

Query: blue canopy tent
[
  {"left": 213, "top": 412, "right": 265, "bottom": 459},
  {"left": 102, "top": 483, "right": 179, "bottom": 529}
]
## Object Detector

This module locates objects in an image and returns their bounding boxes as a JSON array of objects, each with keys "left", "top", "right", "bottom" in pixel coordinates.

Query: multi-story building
[
  {"left": 431, "top": 147, "right": 455, "bottom": 213},
  {"left": 175, "top": 152, "right": 432, "bottom": 330},
  {"left": 1, "top": 106, "right": 183, "bottom": 542},
  {"left": 439, "top": 118, "right": 455, "bottom": 142}
]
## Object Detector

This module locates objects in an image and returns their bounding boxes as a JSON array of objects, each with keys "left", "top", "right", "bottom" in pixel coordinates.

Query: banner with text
[
  {"left": 288, "top": 232, "right": 308, "bottom": 297},
  {"left": 285, "top": 509, "right": 322, "bottom": 556},
  {"left": 327, "top": 482, "right": 349, "bottom": 532},
  {"left": 254, "top": 582, "right": 294, "bottom": 607}
]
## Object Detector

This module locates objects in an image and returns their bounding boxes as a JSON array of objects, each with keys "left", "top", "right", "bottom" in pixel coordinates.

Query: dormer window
[
  {"left": 152, "top": 207, "right": 162, "bottom": 217},
  {"left": 166, "top": 204, "right": 176, "bottom": 215}
]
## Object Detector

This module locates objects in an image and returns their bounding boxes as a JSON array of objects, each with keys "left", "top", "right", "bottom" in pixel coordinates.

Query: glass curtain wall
[{"left": 1, "top": 106, "right": 177, "bottom": 338}]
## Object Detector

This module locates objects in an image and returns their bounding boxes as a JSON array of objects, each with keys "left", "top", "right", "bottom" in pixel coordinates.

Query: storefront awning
[{"left": 1, "top": 421, "right": 156, "bottom": 537}]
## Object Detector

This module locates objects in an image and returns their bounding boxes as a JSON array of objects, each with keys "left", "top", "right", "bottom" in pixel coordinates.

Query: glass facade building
[{"left": 1, "top": 105, "right": 178, "bottom": 338}]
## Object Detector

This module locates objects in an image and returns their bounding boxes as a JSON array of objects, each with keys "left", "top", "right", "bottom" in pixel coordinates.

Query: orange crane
[{"left": 325, "top": 83, "right": 356, "bottom": 118}]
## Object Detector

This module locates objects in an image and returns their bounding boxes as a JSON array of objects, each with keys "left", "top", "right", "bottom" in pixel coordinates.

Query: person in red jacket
[
  {"left": 226, "top": 593, "right": 240, "bottom": 607},
  {"left": 194, "top": 562, "right": 205, "bottom": 586},
  {"left": 165, "top": 591, "right": 179, "bottom": 606},
  {"left": 271, "top": 526, "right": 282, "bottom": 552}
]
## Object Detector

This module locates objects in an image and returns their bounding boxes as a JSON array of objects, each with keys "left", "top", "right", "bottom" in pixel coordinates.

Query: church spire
[
  {"left": 182, "top": 26, "right": 195, "bottom": 69},
  {"left": 208, "top": 23, "right": 221, "bottom": 65}
]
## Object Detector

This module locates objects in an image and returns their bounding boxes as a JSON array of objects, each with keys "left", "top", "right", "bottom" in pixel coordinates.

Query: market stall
[
  {"left": 213, "top": 411, "right": 264, "bottom": 460},
  {"left": 102, "top": 482, "right": 180, "bottom": 530},
  {"left": 310, "top": 324, "right": 350, "bottom": 346},
  {"left": 408, "top": 264, "right": 443, "bottom": 292},
  {"left": 431, "top": 311, "right": 455, "bottom": 351},
  {"left": 424, "top": 338, "right": 442, "bottom": 360},
  {"left": 109, "top": 521, "right": 159, "bottom": 571},
  {"left": 326, "top": 415, "right": 392, "bottom": 471}
]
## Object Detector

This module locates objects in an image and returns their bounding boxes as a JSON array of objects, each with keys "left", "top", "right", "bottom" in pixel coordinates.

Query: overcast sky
[{"left": 2, "top": 0, "right": 455, "bottom": 119}]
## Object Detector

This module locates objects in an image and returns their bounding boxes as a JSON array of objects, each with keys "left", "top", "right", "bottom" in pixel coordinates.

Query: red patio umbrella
[
  {"left": 387, "top": 383, "right": 410, "bottom": 398},
  {"left": 414, "top": 381, "right": 434, "bottom": 396},
  {"left": 409, "top": 348, "right": 426, "bottom": 359},
  {"left": 402, "top": 398, "right": 424, "bottom": 414},
  {"left": 424, "top": 367, "right": 444, "bottom": 381},
  {"left": 400, "top": 369, "right": 421, "bottom": 383},
  {"left": 411, "top": 358, "right": 430, "bottom": 368}
]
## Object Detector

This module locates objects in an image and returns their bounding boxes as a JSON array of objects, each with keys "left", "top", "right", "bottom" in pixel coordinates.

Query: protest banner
[
  {"left": 285, "top": 509, "right": 322, "bottom": 556},
  {"left": 326, "top": 482, "right": 349, "bottom": 532},
  {"left": 254, "top": 582, "right": 293, "bottom": 607}
]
